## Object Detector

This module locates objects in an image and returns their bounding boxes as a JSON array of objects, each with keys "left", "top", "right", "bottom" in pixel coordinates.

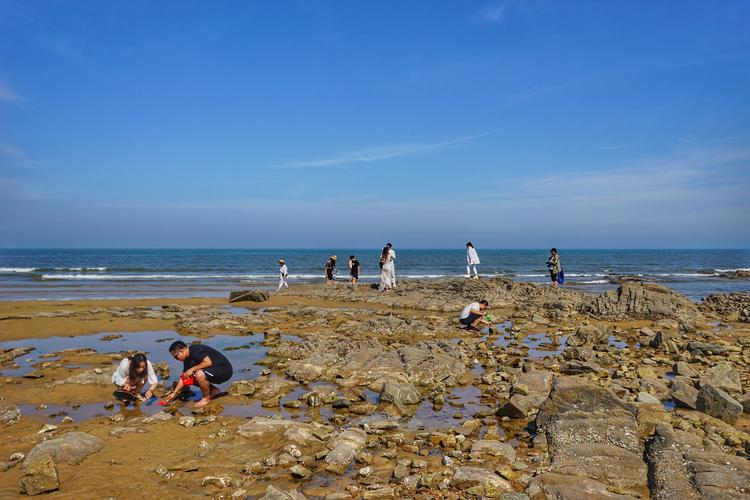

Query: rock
[
  {"left": 496, "top": 369, "right": 553, "bottom": 419},
  {"left": 526, "top": 472, "right": 636, "bottom": 499},
  {"left": 687, "top": 342, "right": 725, "bottom": 355},
  {"left": 168, "top": 459, "right": 200, "bottom": 472},
  {"left": 696, "top": 384, "right": 743, "bottom": 423},
  {"left": 325, "top": 428, "right": 367, "bottom": 473},
  {"left": 379, "top": 378, "right": 421, "bottom": 406},
  {"left": 670, "top": 380, "right": 699, "bottom": 409},
  {"left": 0, "top": 402, "right": 21, "bottom": 426},
  {"left": 290, "top": 465, "right": 312, "bottom": 479},
  {"left": 229, "top": 290, "right": 269, "bottom": 303},
  {"left": 566, "top": 325, "right": 606, "bottom": 347},
  {"left": 53, "top": 369, "right": 112, "bottom": 386},
  {"left": 24, "top": 432, "right": 104, "bottom": 466},
  {"left": 672, "top": 361, "right": 696, "bottom": 378},
  {"left": 179, "top": 416, "right": 195, "bottom": 428},
  {"left": 259, "top": 485, "right": 308, "bottom": 500},
  {"left": 637, "top": 392, "right": 661, "bottom": 404},
  {"left": 201, "top": 475, "right": 232, "bottom": 488},
  {"left": 19, "top": 454, "right": 59, "bottom": 496},
  {"left": 701, "top": 292, "right": 750, "bottom": 322},
  {"left": 530, "top": 376, "right": 648, "bottom": 498},
  {"left": 700, "top": 362, "right": 741, "bottom": 393},
  {"left": 469, "top": 440, "right": 516, "bottom": 462},
  {"left": 237, "top": 417, "right": 320, "bottom": 445},
  {"left": 451, "top": 466, "right": 512, "bottom": 494},
  {"left": 581, "top": 282, "right": 705, "bottom": 325}
]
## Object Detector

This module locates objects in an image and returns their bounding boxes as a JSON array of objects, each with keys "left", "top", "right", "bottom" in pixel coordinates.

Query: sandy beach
[{"left": 0, "top": 277, "right": 748, "bottom": 498}]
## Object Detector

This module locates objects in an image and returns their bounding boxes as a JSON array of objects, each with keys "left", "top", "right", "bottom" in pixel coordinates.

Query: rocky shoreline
[{"left": 0, "top": 278, "right": 748, "bottom": 498}]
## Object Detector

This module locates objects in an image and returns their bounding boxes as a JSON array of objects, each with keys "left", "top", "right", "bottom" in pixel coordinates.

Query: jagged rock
[
  {"left": 700, "top": 362, "right": 741, "bottom": 393},
  {"left": 687, "top": 342, "right": 725, "bottom": 355},
  {"left": 19, "top": 454, "right": 59, "bottom": 496},
  {"left": 0, "top": 346, "right": 34, "bottom": 367},
  {"left": 451, "top": 466, "right": 512, "bottom": 494},
  {"left": 696, "top": 384, "right": 743, "bottom": 423},
  {"left": 581, "top": 282, "right": 704, "bottom": 325},
  {"left": 646, "top": 423, "right": 750, "bottom": 498},
  {"left": 670, "top": 379, "right": 699, "bottom": 409},
  {"left": 24, "top": 432, "right": 103, "bottom": 466},
  {"left": 701, "top": 292, "right": 750, "bottom": 322},
  {"left": 0, "top": 402, "right": 21, "bottom": 426},
  {"left": 52, "top": 369, "right": 111, "bottom": 386}
]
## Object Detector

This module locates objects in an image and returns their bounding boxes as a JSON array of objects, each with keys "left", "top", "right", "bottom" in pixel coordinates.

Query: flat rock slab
[
  {"left": 0, "top": 401, "right": 21, "bottom": 426},
  {"left": 20, "top": 454, "right": 59, "bottom": 496},
  {"left": 531, "top": 376, "right": 648, "bottom": 498},
  {"left": 24, "top": 432, "right": 104, "bottom": 466},
  {"left": 451, "top": 466, "right": 512, "bottom": 494}
]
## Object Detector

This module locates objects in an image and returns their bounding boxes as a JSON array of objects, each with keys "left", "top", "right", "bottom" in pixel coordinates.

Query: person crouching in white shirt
[
  {"left": 111, "top": 353, "right": 159, "bottom": 401},
  {"left": 459, "top": 300, "right": 491, "bottom": 332}
]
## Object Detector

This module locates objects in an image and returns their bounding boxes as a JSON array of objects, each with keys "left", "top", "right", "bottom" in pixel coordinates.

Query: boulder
[
  {"left": 496, "top": 369, "right": 553, "bottom": 419},
  {"left": 696, "top": 384, "right": 743, "bottom": 423},
  {"left": 259, "top": 485, "right": 308, "bottom": 500},
  {"left": 566, "top": 325, "right": 606, "bottom": 347},
  {"left": 670, "top": 379, "right": 699, "bottom": 410},
  {"left": 379, "top": 378, "right": 421, "bottom": 406},
  {"left": 469, "top": 440, "right": 515, "bottom": 462},
  {"left": 451, "top": 466, "right": 512, "bottom": 494},
  {"left": 0, "top": 401, "right": 21, "bottom": 426},
  {"left": 229, "top": 290, "right": 269, "bottom": 303},
  {"left": 581, "top": 282, "right": 704, "bottom": 325},
  {"left": 19, "top": 454, "right": 59, "bottom": 496},
  {"left": 325, "top": 428, "right": 367, "bottom": 473},
  {"left": 24, "top": 432, "right": 103, "bottom": 466},
  {"left": 699, "top": 362, "right": 741, "bottom": 393}
]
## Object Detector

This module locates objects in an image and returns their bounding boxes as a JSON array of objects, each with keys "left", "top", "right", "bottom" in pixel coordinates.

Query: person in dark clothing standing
[
  {"left": 163, "top": 341, "right": 233, "bottom": 408},
  {"left": 349, "top": 255, "right": 360, "bottom": 284},
  {"left": 324, "top": 255, "right": 337, "bottom": 285}
]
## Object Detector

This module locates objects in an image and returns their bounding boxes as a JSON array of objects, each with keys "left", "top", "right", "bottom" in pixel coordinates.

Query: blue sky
[{"left": 1, "top": 0, "right": 749, "bottom": 248}]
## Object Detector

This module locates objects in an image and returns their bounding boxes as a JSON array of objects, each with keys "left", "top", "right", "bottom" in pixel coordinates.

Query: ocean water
[{"left": 0, "top": 249, "right": 748, "bottom": 301}]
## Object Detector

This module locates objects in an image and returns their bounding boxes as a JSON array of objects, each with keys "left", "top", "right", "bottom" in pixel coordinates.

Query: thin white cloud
[
  {"left": 474, "top": 3, "right": 507, "bottom": 23},
  {"left": 0, "top": 82, "right": 20, "bottom": 102},
  {"left": 0, "top": 142, "right": 23, "bottom": 157},
  {"left": 274, "top": 132, "right": 489, "bottom": 168},
  {"left": 507, "top": 79, "right": 582, "bottom": 103}
]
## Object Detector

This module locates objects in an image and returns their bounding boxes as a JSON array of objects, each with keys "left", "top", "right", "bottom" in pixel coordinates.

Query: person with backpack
[
  {"left": 348, "top": 255, "right": 360, "bottom": 284},
  {"left": 546, "top": 248, "right": 563, "bottom": 287}
]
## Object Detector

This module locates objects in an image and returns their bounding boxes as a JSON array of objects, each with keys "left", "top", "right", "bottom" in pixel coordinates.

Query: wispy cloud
[
  {"left": 273, "top": 132, "right": 489, "bottom": 168},
  {"left": 474, "top": 3, "right": 507, "bottom": 23},
  {"left": 0, "top": 81, "right": 20, "bottom": 102},
  {"left": 0, "top": 142, "right": 28, "bottom": 168}
]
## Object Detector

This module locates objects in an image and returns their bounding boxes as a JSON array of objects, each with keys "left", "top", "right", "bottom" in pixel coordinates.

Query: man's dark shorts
[
  {"left": 201, "top": 365, "right": 232, "bottom": 384},
  {"left": 460, "top": 313, "right": 481, "bottom": 326},
  {"left": 550, "top": 271, "right": 558, "bottom": 282}
]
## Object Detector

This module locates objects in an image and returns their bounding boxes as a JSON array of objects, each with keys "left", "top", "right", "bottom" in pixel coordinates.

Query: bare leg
[{"left": 193, "top": 370, "right": 212, "bottom": 407}]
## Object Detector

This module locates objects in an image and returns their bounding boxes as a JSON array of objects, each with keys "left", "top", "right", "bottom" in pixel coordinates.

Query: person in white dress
[
  {"left": 378, "top": 243, "right": 396, "bottom": 291},
  {"left": 466, "top": 242, "right": 480, "bottom": 279},
  {"left": 278, "top": 259, "right": 288, "bottom": 290}
]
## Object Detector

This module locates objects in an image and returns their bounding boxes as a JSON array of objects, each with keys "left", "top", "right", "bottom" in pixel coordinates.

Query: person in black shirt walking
[
  {"left": 163, "top": 341, "right": 233, "bottom": 408},
  {"left": 348, "top": 255, "right": 360, "bottom": 284}
]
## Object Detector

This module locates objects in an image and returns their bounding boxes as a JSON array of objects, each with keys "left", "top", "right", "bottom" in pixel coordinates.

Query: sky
[{"left": 0, "top": 0, "right": 749, "bottom": 249}]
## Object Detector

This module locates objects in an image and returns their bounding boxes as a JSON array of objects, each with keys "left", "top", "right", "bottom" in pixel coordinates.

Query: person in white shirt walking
[
  {"left": 278, "top": 259, "right": 288, "bottom": 290},
  {"left": 466, "top": 242, "right": 480, "bottom": 279},
  {"left": 378, "top": 243, "right": 396, "bottom": 291}
]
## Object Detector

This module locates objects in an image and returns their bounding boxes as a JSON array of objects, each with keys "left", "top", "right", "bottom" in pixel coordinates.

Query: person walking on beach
[
  {"left": 546, "top": 248, "right": 562, "bottom": 287},
  {"left": 164, "top": 341, "right": 233, "bottom": 408},
  {"left": 278, "top": 259, "right": 288, "bottom": 290},
  {"left": 459, "top": 299, "right": 492, "bottom": 332},
  {"left": 349, "top": 255, "right": 360, "bottom": 285},
  {"left": 466, "top": 242, "right": 480, "bottom": 279},
  {"left": 111, "top": 353, "right": 159, "bottom": 402},
  {"left": 324, "top": 255, "right": 337, "bottom": 285},
  {"left": 378, "top": 243, "right": 396, "bottom": 291}
]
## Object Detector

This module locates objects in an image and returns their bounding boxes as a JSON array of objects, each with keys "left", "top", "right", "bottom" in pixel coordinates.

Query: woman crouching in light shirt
[{"left": 111, "top": 353, "right": 159, "bottom": 401}]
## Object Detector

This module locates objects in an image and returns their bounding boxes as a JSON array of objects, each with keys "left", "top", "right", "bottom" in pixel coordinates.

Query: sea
[{"left": 0, "top": 249, "right": 748, "bottom": 302}]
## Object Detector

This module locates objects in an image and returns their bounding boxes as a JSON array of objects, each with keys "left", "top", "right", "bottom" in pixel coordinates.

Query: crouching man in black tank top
[{"left": 164, "top": 341, "right": 233, "bottom": 408}]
